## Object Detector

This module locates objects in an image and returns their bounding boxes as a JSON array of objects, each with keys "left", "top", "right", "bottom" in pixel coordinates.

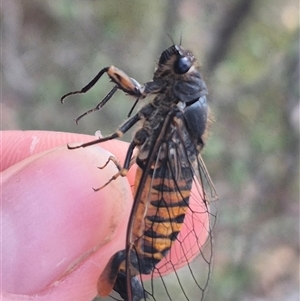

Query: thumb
[{"left": 1, "top": 131, "right": 134, "bottom": 301}]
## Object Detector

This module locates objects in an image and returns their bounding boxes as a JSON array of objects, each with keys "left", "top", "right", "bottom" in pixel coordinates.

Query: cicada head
[
  {"left": 153, "top": 45, "right": 207, "bottom": 104},
  {"left": 154, "top": 45, "right": 198, "bottom": 79}
]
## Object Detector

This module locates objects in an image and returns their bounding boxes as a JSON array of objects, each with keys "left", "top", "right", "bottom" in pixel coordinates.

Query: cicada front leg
[{"left": 61, "top": 66, "right": 145, "bottom": 123}]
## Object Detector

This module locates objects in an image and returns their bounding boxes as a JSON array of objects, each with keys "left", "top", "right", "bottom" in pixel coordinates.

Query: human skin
[
  {"left": 1, "top": 130, "right": 135, "bottom": 301},
  {"left": 1, "top": 130, "right": 209, "bottom": 301}
]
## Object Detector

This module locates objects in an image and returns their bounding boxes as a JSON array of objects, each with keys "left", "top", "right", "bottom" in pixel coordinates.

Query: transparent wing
[{"left": 130, "top": 120, "right": 217, "bottom": 301}]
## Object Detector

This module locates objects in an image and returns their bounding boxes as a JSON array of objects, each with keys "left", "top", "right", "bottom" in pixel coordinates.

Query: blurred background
[{"left": 1, "top": 0, "right": 299, "bottom": 300}]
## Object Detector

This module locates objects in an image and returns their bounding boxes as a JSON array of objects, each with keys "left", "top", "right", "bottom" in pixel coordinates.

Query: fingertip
[
  {"left": 1, "top": 131, "right": 136, "bottom": 187},
  {"left": 2, "top": 144, "right": 132, "bottom": 298},
  {"left": 0, "top": 131, "right": 124, "bottom": 168}
]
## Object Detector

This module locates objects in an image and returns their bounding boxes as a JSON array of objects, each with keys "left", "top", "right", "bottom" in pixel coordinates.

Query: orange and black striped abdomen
[{"left": 132, "top": 161, "right": 193, "bottom": 275}]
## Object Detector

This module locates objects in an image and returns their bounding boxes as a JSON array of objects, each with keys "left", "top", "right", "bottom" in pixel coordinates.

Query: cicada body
[{"left": 61, "top": 44, "right": 217, "bottom": 301}]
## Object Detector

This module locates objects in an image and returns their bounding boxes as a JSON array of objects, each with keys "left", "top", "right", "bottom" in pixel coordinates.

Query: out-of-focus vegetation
[{"left": 1, "top": 0, "right": 299, "bottom": 300}]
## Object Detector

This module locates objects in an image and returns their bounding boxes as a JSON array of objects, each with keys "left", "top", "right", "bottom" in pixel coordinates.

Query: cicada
[{"left": 61, "top": 44, "right": 217, "bottom": 301}]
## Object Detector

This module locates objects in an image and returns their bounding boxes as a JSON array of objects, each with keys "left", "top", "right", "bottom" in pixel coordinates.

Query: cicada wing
[{"left": 125, "top": 121, "right": 216, "bottom": 301}]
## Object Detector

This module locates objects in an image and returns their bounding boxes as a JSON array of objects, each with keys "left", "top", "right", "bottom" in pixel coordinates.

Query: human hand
[
  {"left": 1, "top": 130, "right": 210, "bottom": 301},
  {"left": 1, "top": 130, "right": 135, "bottom": 301}
]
